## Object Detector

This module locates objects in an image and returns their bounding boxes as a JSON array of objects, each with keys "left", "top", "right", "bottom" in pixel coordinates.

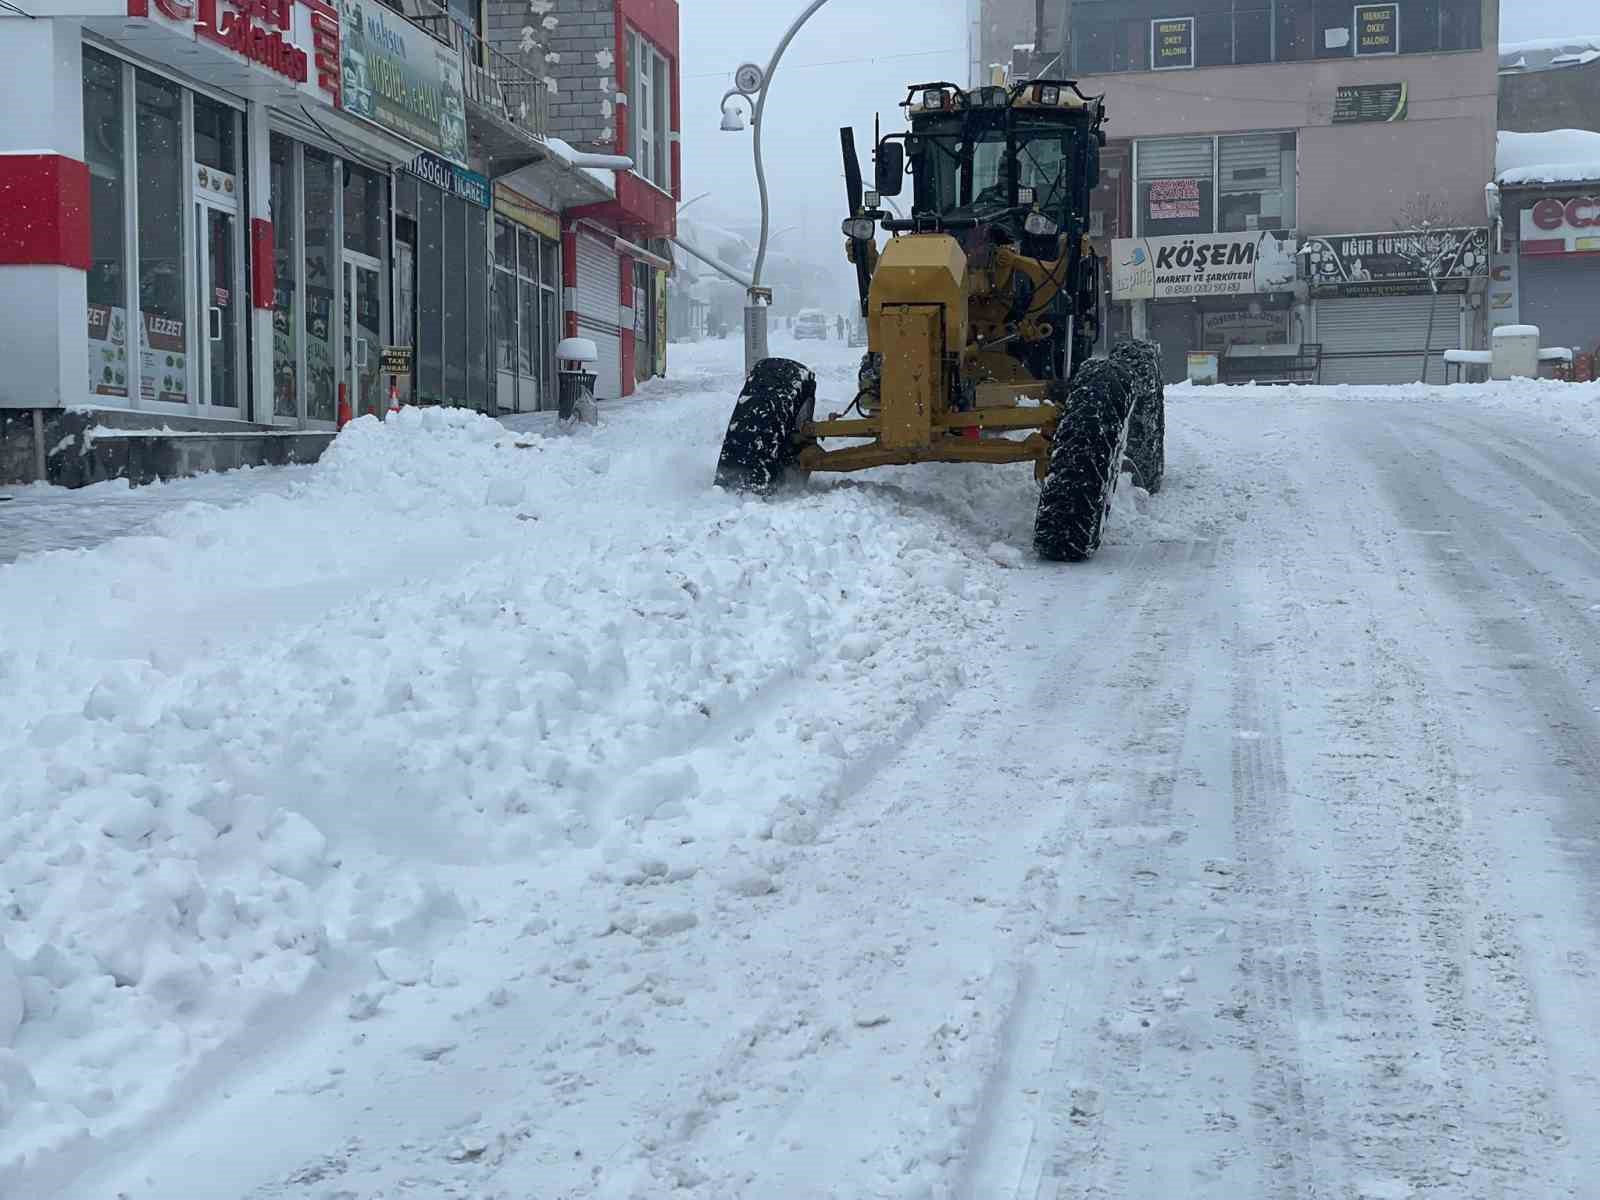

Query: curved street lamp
[{"left": 720, "top": 0, "right": 836, "bottom": 372}]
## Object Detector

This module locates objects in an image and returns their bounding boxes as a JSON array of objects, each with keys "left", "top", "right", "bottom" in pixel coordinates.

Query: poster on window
[
  {"left": 1148, "top": 178, "right": 1202, "bottom": 222},
  {"left": 140, "top": 313, "right": 188, "bottom": 404},
  {"left": 87, "top": 303, "right": 130, "bottom": 398},
  {"left": 1201, "top": 308, "right": 1292, "bottom": 348},
  {"left": 1151, "top": 17, "right": 1195, "bottom": 69},
  {"left": 1111, "top": 230, "right": 1299, "bottom": 300},
  {"left": 1354, "top": 3, "right": 1399, "bottom": 55}
]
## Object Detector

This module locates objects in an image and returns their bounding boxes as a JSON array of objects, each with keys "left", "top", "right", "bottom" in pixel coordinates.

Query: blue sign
[{"left": 406, "top": 151, "right": 490, "bottom": 208}]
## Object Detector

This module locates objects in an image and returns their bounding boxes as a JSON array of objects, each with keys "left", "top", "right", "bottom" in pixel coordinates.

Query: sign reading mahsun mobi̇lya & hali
[
  {"left": 1300, "top": 227, "right": 1490, "bottom": 297},
  {"left": 1111, "top": 230, "right": 1299, "bottom": 300},
  {"left": 340, "top": 0, "right": 469, "bottom": 165}
]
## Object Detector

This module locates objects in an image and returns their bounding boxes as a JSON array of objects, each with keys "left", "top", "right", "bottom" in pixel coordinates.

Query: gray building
[{"left": 1499, "top": 38, "right": 1600, "bottom": 135}]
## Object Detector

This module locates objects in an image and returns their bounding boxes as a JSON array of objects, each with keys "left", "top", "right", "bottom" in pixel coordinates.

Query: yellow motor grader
[{"left": 714, "top": 79, "right": 1164, "bottom": 561}]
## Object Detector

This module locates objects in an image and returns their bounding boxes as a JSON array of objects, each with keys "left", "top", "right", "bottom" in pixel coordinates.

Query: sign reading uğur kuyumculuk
[
  {"left": 1111, "top": 230, "right": 1299, "bottom": 300},
  {"left": 340, "top": 0, "right": 469, "bottom": 165}
]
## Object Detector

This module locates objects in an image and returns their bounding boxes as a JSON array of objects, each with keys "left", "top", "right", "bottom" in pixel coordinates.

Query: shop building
[
  {"left": 538, "top": 0, "right": 680, "bottom": 399},
  {"left": 986, "top": 0, "right": 1502, "bottom": 384},
  {"left": 1488, "top": 130, "right": 1600, "bottom": 369},
  {"left": 1, "top": 0, "right": 675, "bottom": 483}
]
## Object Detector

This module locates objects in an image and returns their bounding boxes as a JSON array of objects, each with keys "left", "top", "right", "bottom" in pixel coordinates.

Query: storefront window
[
  {"left": 303, "top": 147, "right": 337, "bottom": 422},
  {"left": 136, "top": 71, "right": 187, "bottom": 406},
  {"left": 1136, "top": 136, "right": 1214, "bottom": 238},
  {"left": 270, "top": 134, "right": 298, "bottom": 419},
  {"left": 518, "top": 273, "right": 537, "bottom": 378},
  {"left": 494, "top": 267, "right": 517, "bottom": 372},
  {"left": 443, "top": 196, "right": 468, "bottom": 404},
  {"left": 1218, "top": 132, "right": 1296, "bottom": 232},
  {"left": 343, "top": 163, "right": 386, "bottom": 258},
  {"left": 193, "top": 95, "right": 238, "bottom": 175},
  {"left": 84, "top": 48, "right": 129, "bottom": 402},
  {"left": 418, "top": 184, "right": 443, "bottom": 403},
  {"left": 467, "top": 205, "right": 489, "bottom": 411}
]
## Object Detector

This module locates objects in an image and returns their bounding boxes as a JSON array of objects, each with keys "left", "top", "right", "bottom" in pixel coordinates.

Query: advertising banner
[
  {"left": 140, "top": 313, "right": 188, "bottom": 404},
  {"left": 1301, "top": 227, "right": 1490, "bottom": 296},
  {"left": 88, "top": 304, "right": 131, "bottom": 398},
  {"left": 1332, "top": 82, "right": 1408, "bottom": 123},
  {"left": 340, "top": 0, "right": 468, "bottom": 164},
  {"left": 1111, "top": 230, "right": 1298, "bottom": 300}
]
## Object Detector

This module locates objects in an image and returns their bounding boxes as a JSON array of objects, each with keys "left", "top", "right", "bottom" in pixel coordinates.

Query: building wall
[
  {"left": 1080, "top": 45, "right": 1499, "bottom": 234},
  {"left": 543, "top": 0, "right": 620, "bottom": 152},
  {"left": 1499, "top": 62, "right": 1600, "bottom": 135},
  {"left": 978, "top": 0, "right": 1037, "bottom": 77}
]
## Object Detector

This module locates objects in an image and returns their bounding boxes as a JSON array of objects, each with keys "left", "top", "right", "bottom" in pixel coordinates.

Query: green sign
[
  {"left": 339, "top": 0, "right": 469, "bottom": 165},
  {"left": 1332, "top": 81, "right": 1408, "bottom": 123}
]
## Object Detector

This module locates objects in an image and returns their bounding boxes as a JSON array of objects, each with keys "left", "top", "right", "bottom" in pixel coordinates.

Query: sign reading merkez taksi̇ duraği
[{"left": 339, "top": 0, "right": 469, "bottom": 165}]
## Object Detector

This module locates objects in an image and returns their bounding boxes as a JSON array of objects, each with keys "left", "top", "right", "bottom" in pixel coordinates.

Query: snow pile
[
  {"left": 0, "top": 383, "right": 998, "bottom": 1186},
  {"left": 1496, "top": 129, "right": 1600, "bottom": 185},
  {"left": 1499, "top": 34, "right": 1600, "bottom": 71}
]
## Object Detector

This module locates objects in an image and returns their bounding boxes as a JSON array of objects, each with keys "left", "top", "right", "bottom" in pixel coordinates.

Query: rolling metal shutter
[
  {"left": 1136, "top": 137, "right": 1213, "bottom": 180},
  {"left": 1315, "top": 295, "right": 1463, "bottom": 385},
  {"left": 1219, "top": 134, "right": 1282, "bottom": 195},
  {"left": 1518, "top": 255, "right": 1600, "bottom": 354},
  {"left": 575, "top": 232, "right": 623, "bottom": 400}
]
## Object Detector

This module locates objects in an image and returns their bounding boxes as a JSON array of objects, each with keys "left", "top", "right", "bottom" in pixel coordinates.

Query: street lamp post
[{"left": 720, "top": 0, "right": 836, "bottom": 374}]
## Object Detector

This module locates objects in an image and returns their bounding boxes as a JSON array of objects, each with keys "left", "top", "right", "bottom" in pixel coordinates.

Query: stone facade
[{"left": 484, "top": 0, "right": 618, "bottom": 153}]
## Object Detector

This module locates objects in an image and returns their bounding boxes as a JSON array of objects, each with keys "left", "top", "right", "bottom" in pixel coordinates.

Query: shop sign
[
  {"left": 406, "top": 151, "right": 489, "bottom": 207},
  {"left": 1150, "top": 17, "right": 1195, "bottom": 70},
  {"left": 379, "top": 345, "right": 413, "bottom": 375},
  {"left": 138, "top": 0, "right": 340, "bottom": 105},
  {"left": 1111, "top": 230, "right": 1299, "bottom": 300},
  {"left": 88, "top": 304, "right": 131, "bottom": 398},
  {"left": 340, "top": 0, "right": 469, "bottom": 165},
  {"left": 1487, "top": 258, "right": 1520, "bottom": 330},
  {"left": 1519, "top": 196, "right": 1600, "bottom": 255},
  {"left": 1353, "top": 3, "right": 1399, "bottom": 56},
  {"left": 1332, "top": 81, "right": 1408, "bottom": 124},
  {"left": 1301, "top": 226, "right": 1490, "bottom": 297},
  {"left": 1201, "top": 308, "right": 1291, "bottom": 348}
]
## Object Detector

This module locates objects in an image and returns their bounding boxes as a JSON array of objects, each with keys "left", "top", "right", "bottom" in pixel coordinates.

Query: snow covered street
[{"left": 5, "top": 337, "right": 1600, "bottom": 1200}]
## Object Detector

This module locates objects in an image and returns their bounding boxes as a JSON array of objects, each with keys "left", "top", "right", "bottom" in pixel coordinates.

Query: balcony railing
[{"left": 385, "top": 0, "right": 549, "bottom": 147}]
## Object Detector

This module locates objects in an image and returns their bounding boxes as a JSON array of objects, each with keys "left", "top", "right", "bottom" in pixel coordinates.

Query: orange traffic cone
[{"left": 336, "top": 383, "right": 352, "bottom": 430}]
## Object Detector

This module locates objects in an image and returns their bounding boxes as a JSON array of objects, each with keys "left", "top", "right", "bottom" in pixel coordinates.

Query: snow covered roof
[
  {"left": 544, "top": 136, "right": 622, "bottom": 194},
  {"left": 1499, "top": 35, "right": 1600, "bottom": 73},
  {"left": 1496, "top": 129, "right": 1600, "bottom": 186}
]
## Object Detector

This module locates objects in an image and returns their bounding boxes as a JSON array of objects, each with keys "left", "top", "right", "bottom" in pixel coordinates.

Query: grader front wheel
[
  {"left": 714, "top": 358, "right": 817, "bottom": 496},
  {"left": 1033, "top": 358, "right": 1138, "bottom": 562}
]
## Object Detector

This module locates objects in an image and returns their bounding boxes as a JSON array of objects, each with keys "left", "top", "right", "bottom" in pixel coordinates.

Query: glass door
[
  {"left": 343, "top": 254, "right": 384, "bottom": 419},
  {"left": 195, "top": 198, "right": 241, "bottom": 412}
]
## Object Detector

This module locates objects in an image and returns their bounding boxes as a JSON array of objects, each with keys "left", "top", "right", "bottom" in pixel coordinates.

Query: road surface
[{"left": 6, "top": 341, "right": 1599, "bottom": 1200}]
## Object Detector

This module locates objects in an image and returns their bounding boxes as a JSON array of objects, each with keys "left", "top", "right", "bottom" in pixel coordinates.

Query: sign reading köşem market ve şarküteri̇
[
  {"left": 1110, "top": 230, "right": 1299, "bottom": 300},
  {"left": 1300, "top": 227, "right": 1490, "bottom": 297},
  {"left": 339, "top": 0, "right": 468, "bottom": 165}
]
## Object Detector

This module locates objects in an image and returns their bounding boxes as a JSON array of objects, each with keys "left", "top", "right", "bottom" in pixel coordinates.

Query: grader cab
[{"left": 714, "top": 79, "right": 1165, "bottom": 561}]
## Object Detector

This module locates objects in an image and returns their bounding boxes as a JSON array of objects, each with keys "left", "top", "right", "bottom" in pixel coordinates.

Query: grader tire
[
  {"left": 1034, "top": 358, "right": 1137, "bottom": 563},
  {"left": 1114, "top": 340, "right": 1166, "bottom": 495},
  {"left": 714, "top": 358, "right": 817, "bottom": 495}
]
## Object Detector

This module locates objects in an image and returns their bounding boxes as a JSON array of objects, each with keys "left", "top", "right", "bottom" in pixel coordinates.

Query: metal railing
[{"left": 386, "top": 0, "right": 549, "bottom": 145}]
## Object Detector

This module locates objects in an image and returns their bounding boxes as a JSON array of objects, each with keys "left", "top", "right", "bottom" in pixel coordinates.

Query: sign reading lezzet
[
  {"left": 136, "top": 0, "right": 341, "bottom": 105},
  {"left": 1520, "top": 196, "right": 1600, "bottom": 255},
  {"left": 1150, "top": 17, "right": 1195, "bottom": 70}
]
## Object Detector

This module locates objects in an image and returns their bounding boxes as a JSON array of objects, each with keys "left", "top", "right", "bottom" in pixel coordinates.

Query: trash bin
[{"left": 555, "top": 337, "right": 599, "bottom": 421}]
